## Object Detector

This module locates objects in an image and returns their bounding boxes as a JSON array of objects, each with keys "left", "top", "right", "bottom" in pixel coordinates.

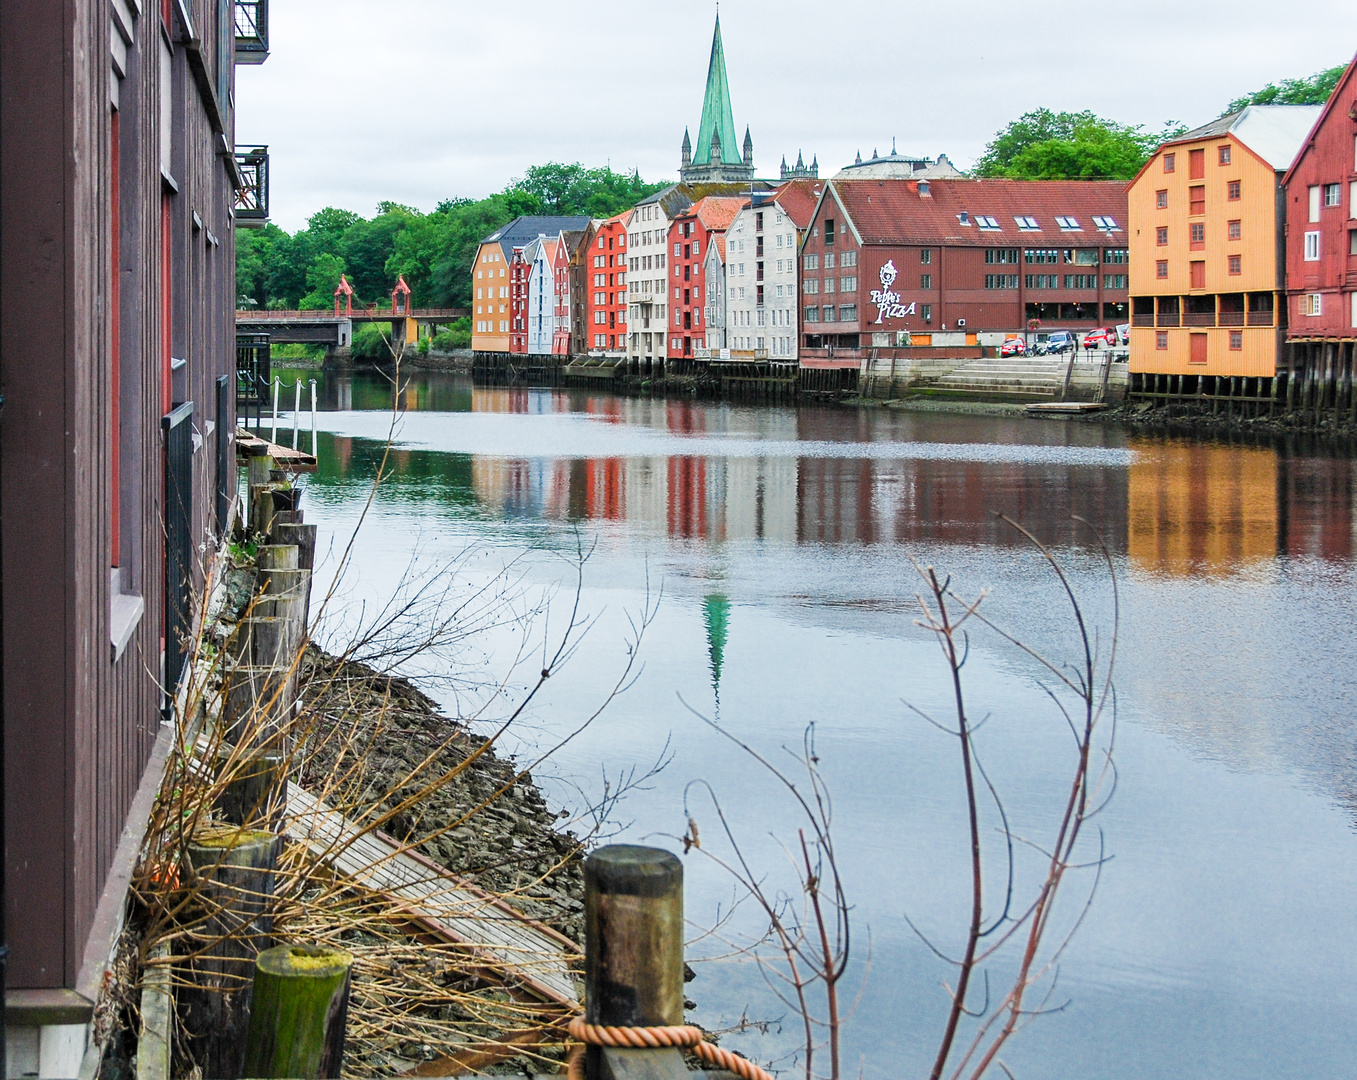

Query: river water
[{"left": 277, "top": 367, "right": 1357, "bottom": 1079}]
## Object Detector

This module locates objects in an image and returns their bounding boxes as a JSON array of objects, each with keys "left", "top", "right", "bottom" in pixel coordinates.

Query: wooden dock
[
  {"left": 236, "top": 431, "right": 318, "bottom": 471},
  {"left": 1025, "top": 401, "right": 1108, "bottom": 415}
]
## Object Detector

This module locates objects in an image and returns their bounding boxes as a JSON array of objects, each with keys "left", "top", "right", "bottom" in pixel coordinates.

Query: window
[
  {"left": 693, "top": 239, "right": 701, "bottom": 255},
  {"left": 1055, "top": 215, "right": 1081, "bottom": 230},
  {"left": 1229, "top": 330, "right": 1242, "bottom": 350},
  {"left": 1305, "top": 231, "right": 1321, "bottom": 261},
  {"left": 1092, "top": 215, "right": 1119, "bottom": 232},
  {"left": 1228, "top": 220, "right": 1241, "bottom": 241},
  {"left": 824, "top": 219, "right": 835, "bottom": 245},
  {"left": 823, "top": 306, "right": 836, "bottom": 321},
  {"left": 1156, "top": 189, "right": 1169, "bottom": 209},
  {"left": 1156, "top": 331, "right": 1168, "bottom": 350},
  {"left": 1025, "top": 274, "right": 1058, "bottom": 288},
  {"left": 804, "top": 279, "right": 819, "bottom": 294},
  {"left": 1309, "top": 185, "right": 1321, "bottom": 222},
  {"left": 1302, "top": 293, "right": 1322, "bottom": 316},
  {"left": 922, "top": 304, "right": 933, "bottom": 322},
  {"left": 1325, "top": 183, "right": 1341, "bottom": 207},
  {"left": 1063, "top": 274, "right": 1096, "bottom": 289},
  {"left": 1189, "top": 186, "right": 1205, "bottom": 215},
  {"left": 985, "top": 248, "right": 1019, "bottom": 264},
  {"left": 1014, "top": 215, "right": 1040, "bottom": 230},
  {"left": 1227, "top": 180, "right": 1241, "bottom": 201},
  {"left": 1218, "top": 145, "right": 1231, "bottom": 166},
  {"left": 1156, "top": 260, "right": 1168, "bottom": 279},
  {"left": 984, "top": 274, "right": 1018, "bottom": 289},
  {"left": 842, "top": 276, "right": 857, "bottom": 292},
  {"left": 1190, "top": 222, "right": 1205, "bottom": 250},
  {"left": 804, "top": 254, "right": 819, "bottom": 270},
  {"left": 1351, "top": 229, "right": 1357, "bottom": 256},
  {"left": 824, "top": 253, "right": 835, "bottom": 269},
  {"left": 823, "top": 277, "right": 835, "bottom": 293},
  {"left": 840, "top": 305, "right": 857, "bottom": 321},
  {"left": 841, "top": 251, "right": 857, "bottom": 267},
  {"left": 920, "top": 273, "right": 932, "bottom": 289},
  {"left": 1164, "top": 153, "right": 1176, "bottom": 172},
  {"left": 1227, "top": 255, "right": 1241, "bottom": 276},
  {"left": 1190, "top": 261, "right": 1205, "bottom": 289},
  {"left": 1025, "top": 249, "right": 1060, "bottom": 264},
  {"left": 920, "top": 249, "right": 932, "bottom": 264},
  {"left": 1156, "top": 226, "right": 1169, "bottom": 246},
  {"left": 1103, "top": 274, "right": 1127, "bottom": 288},
  {"left": 805, "top": 306, "right": 820, "bottom": 322},
  {"left": 1189, "top": 148, "right": 1205, "bottom": 179},
  {"left": 1104, "top": 249, "right": 1128, "bottom": 264},
  {"left": 976, "top": 215, "right": 1001, "bottom": 230}
]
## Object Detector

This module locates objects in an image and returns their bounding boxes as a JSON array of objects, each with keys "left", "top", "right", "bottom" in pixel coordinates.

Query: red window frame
[
  {"left": 1156, "top": 260, "right": 1168, "bottom": 279},
  {"left": 1156, "top": 226, "right": 1169, "bottom": 246},
  {"left": 1227, "top": 180, "right": 1241, "bottom": 201},
  {"left": 1227, "top": 255, "right": 1241, "bottom": 276},
  {"left": 1164, "top": 152, "right": 1176, "bottom": 173}
]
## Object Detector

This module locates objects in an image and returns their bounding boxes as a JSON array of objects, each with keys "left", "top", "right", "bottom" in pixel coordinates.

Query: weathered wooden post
[
  {"left": 242, "top": 944, "right": 354, "bottom": 1079},
  {"left": 216, "top": 749, "right": 287, "bottom": 829},
  {"left": 584, "top": 845, "right": 689, "bottom": 1080},
  {"left": 182, "top": 829, "right": 283, "bottom": 1080}
]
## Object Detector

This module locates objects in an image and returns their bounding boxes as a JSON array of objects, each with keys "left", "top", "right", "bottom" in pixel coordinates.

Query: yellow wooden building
[
  {"left": 1127, "top": 106, "right": 1319, "bottom": 399},
  {"left": 472, "top": 239, "right": 512, "bottom": 353}
]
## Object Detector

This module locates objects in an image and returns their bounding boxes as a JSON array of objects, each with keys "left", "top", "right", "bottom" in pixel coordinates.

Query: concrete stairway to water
[{"left": 927, "top": 358, "right": 1070, "bottom": 400}]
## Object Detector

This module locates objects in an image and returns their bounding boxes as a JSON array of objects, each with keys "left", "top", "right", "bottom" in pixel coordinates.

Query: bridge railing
[{"left": 236, "top": 308, "right": 469, "bottom": 321}]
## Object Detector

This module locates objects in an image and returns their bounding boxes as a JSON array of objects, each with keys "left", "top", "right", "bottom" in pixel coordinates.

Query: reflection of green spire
[
  {"left": 703, "top": 594, "right": 730, "bottom": 705},
  {"left": 692, "top": 16, "right": 740, "bottom": 166}
]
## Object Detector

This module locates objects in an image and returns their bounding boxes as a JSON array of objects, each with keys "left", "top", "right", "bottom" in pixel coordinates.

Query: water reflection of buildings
[{"left": 1128, "top": 437, "right": 1354, "bottom": 575}]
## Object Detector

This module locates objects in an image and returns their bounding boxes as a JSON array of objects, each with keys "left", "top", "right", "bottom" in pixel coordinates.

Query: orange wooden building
[{"left": 1127, "top": 106, "right": 1319, "bottom": 403}]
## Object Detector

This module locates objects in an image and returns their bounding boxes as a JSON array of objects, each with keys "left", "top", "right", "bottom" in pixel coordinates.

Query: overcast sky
[{"left": 236, "top": 0, "right": 1357, "bottom": 233}]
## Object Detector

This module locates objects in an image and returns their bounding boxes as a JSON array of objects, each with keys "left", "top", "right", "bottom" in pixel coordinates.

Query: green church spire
[{"left": 692, "top": 15, "right": 741, "bottom": 167}]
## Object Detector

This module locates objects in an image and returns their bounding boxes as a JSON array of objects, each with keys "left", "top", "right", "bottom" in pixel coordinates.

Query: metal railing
[
  {"left": 237, "top": 332, "right": 271, "bottom": 428},
  {"left": 163, "top": 401, "right": 195, "bottom": 714},
  {"left": 234, "top": 145, "right": 269, "bottom": 224},
  {"left": 216, "top": 374, "right": 232, "bottom": 537},
  {"left": 266, "top": 376, "right": 319, "bottom": 458},
  {"left": 234, "top": 0, "right": 268, "bottom": 63}
]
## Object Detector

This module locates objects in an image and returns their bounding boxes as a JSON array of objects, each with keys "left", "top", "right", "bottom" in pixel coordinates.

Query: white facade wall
[
  {"left": 626, "top": 199, "right": 670, "bottom": 359},
  {"left": 725, "top": 203, "right": 800, "bottom": 359},
  {"left": 703, "top": 242, "right": 726, "bottom": 351},
  {"left": 526, "top": 240, "right": 553, "bottom": 354}
]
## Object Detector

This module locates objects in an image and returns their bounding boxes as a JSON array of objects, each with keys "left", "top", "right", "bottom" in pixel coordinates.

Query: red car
[
  {"left": 1083, "top": 328, "right": 1117, "bottom": 349},
  {"left": 999, "top": 337, "right": 1028, "bottom": 357}
]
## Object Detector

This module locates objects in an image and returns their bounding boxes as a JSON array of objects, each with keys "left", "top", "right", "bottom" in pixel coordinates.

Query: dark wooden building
[
  {"left": 1, "top": 0, "right": 263, "bottom": 1070},
  {"left": 797, "top": 178, "right": 1131, "bottom": 370}
]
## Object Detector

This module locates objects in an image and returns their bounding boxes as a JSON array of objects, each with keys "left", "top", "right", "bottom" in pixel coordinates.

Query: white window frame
[
  {"left": 1325, "top": 184, "right": 1342, "bottom": 207},
  {"left": 1055, "top": 215, "right": 1082, "bottom": 231},
  {"left": 1309, "top": 185, "right": 1321, "bottom": 222},
  {"left": 1304, "top": 231, "right": 1321, "bottom": 261},
  {"left": 1014, "top": 215, "right": 1040, "bottom": 231}
]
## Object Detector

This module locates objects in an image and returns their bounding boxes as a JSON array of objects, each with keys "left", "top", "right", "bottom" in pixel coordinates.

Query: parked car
[
  {"left": 1083, "top": 327, "right": 1118, "bottom": 349},
  {"left": 1116, "top": 322, "right": 1131, "bottom": 345},
  {"left": 1045, "top": 331, "right": 1075, "bottom": 354},
  {"left": 1000, "top": 336, "right": 1028, "bottom": 357}
]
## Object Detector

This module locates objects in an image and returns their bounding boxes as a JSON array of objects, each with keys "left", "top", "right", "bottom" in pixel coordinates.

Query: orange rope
[{"left": 565, "top": 1016, "right": 773, "bottom": 1080}]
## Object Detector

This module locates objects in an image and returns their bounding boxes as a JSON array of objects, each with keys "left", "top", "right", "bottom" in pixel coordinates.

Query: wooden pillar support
[
  {"left": 182, "top": 830, "right": 284, "bottom": 1080},
  {"left": 243, "top": 944, "right": 354, "bottom": 1079}
]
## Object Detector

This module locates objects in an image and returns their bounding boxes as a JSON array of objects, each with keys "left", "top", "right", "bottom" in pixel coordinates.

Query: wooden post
[
  {"left": 183, "top": 829, "right": 283, "bottom": 1080},
  {"left": 243, "top": 944, "right": 353, "bottom": 1080},
  {"left": 257, "top": 544, "right": 299, "bottom": 571},
  {"left": 273, "top": 523, "right": 318, "bottom": 572},
  {"left": 229, "top": 615, "right": 301, "bottom": 671},
  {"left": 222, "top": 664, "right": 290, "bottom": 749},
  {"left": 216, "top": 750, "right": 287, "bottom": 829},
  {"left": 258, "top": 567, "right": 311, "bottom": 627},
  {"left": 584, "top": 845, "right": 688, "bottom": 1080}
]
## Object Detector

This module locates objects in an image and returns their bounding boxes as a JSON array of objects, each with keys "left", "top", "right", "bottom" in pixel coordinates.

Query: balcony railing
[
  {"left": 1157, "top": 313, "right": 1180, "bottom": 327},
  {"left": 1131, "top": 314, "right": 1154, "bottom": 327},
  {"left": 1183, "top": 312, "right": 1216, "bottom": 327},
  {"left": 1218, "top": 311, "right": 1245, "bottom": 326},
  {"left": 235, "top": 0, "right": 269, "bottom": 64},
  {"left": 234, "top": 145, "right": 269, "bottom": 225},
  {"left": 1247, "top": 311, "right": 1274, "bottom": 327}
]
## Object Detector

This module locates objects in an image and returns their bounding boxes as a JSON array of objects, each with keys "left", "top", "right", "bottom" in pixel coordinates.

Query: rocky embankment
[{"left": 297, "top": 648, "right": 586, "bottom": 942}]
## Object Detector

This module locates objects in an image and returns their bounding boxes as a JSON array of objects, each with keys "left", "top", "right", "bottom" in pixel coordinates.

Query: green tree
[
  {"left": 974, "top": 109, "right": 1182, "bottom": 181},
  {"left": 1225, "top": 63, "right": 1348, "bottom": 113},
  {"left": 298, "top": 252, "right": 346, "bottom": 310},
  {"left": 344, "top": 203, "right": 419, "bottom": 304}
]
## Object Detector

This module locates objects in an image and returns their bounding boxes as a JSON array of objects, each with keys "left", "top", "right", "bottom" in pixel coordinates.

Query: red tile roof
[
  {"left": 828, "top": 178, "right": 1128, "bottom": 247},
  {"left": 773, "top": 178, "right": 821, "bottom": 228},
  {"left": 686, "top": 195, "right": 746, "bottom": 234}
]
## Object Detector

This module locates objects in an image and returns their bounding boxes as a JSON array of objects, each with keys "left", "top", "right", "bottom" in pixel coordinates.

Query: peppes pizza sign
[{"left": 870, "top": 259, "right": 915, "bottom": 324}]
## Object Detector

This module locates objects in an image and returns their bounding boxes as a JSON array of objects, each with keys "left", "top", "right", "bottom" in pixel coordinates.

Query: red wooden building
[
  {"left": 1282, "top": 52, "right": 1357, "bottom": 392},
  {"left": 553, "top": 237, "right": 573, "bottom": 356},
  {"left": 509, "top": 247, "right": 530, "bottom": 353},
  {"left": 667, "top": 196, "right": 745, "bottom": 359},
  {"left": 797, "top": 178, "right": 1130, "bottom": 371},
  {"left": 583, "top": 212, "right": 631, "bottom": 353}
]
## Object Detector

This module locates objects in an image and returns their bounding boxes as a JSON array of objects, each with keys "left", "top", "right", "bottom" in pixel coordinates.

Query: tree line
[{"left": 236, "top": 63, "right": 1349, "bottom": 313}]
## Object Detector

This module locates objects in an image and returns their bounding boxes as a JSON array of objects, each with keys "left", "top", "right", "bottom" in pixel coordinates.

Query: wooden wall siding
[{"left": 1, "top": 0, "right": 236, "bottom": 987}]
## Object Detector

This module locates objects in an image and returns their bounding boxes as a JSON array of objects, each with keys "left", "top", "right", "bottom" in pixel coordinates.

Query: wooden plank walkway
[
  {"left": 283, "top": 783, "right": 580, "bottom": 1007},
  {"left": 236, "top": 431, "right": 318, "bottom": 471}
]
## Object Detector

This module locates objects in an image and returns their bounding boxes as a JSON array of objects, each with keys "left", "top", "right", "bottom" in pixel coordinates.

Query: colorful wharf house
[
  {"left": 724, "top": 179, "right": 821, "bottom": 359},
  {"left": 472, "top": 215, "right": 590, "bottom": 353},
  {"left": 1281, "top": 53, "right": 1357, "bottom": 413},
  {"left": 508, "top": 247, "right": 530, "bottom": 353},
  {"left": 796, "top": 178, "right": 1131, "bottom": 384},
  {"left": 583, "top": 212, "right": 631, "bottom": 353},
  {"left": 1127, "top": 105, "right": 1320, "bottom": 406},
  {"left": 668, "top": 196, "right": 745, "bottom": 359},
  {"left": 2, "top": 0, "right": 257, "bottom": 1068}
]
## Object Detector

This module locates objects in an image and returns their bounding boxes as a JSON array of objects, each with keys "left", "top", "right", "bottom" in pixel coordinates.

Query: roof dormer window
[
  {"left": 1092, "top": 215, "right": 1119, "bottom": 232},
  {"left": 957, "top": 211, "right": 971, "bottom": 226},
  {"left": 1014, "top": 215, "right": 1040, "bottom": 231},
  {"left": 976, "top": 215, "right": 1001, "bottom": 231},
  {"left": 1055, "top": 216, "right": 1082, "bottom": 231}
]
